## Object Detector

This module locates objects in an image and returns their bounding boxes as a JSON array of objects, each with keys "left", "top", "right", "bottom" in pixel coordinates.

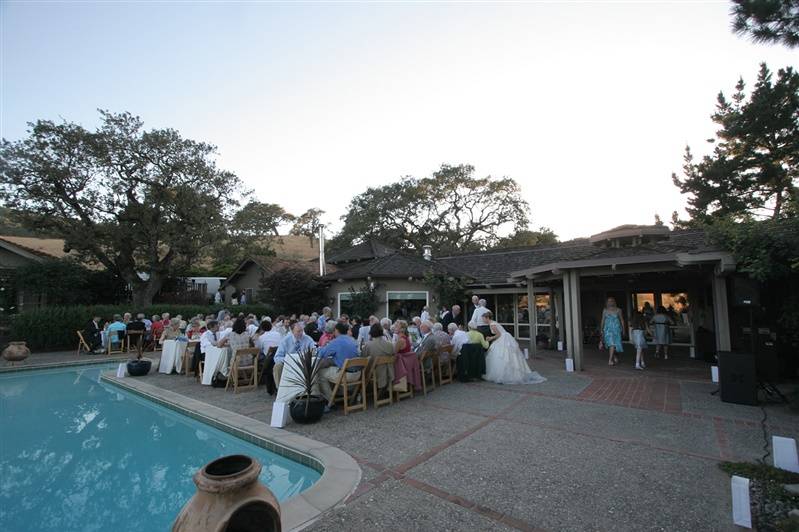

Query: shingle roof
[
  {"left": 323, "top": 252, "right": 461, "bottom": 281},
  {"left": 326, "top": 240, "right": 397, "bottom": 265},
  {"left": 0, "top": 236, "right": 69, "bottom": 260},
  {"left": 437, "top": 230, "right": 715, "bottom": 285}
]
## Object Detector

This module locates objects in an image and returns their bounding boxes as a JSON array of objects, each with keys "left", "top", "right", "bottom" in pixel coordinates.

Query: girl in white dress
[{"left": 482, "top": 312, "right": 547, "bottom": 384}]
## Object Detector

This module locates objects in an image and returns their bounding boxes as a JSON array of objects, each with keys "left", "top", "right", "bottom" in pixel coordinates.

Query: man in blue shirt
[
  {"left": 273, "top": 322, "right": 316, "bottom": 391},
  {"left": 317, "top": 323, "right": 361, "bottom": 409},
  {"left": 106, "top": 314, "right": 127, "bottom": 349}
]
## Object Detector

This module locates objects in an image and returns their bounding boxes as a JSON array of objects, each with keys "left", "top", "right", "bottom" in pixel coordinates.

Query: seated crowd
[{"left": 83, "top": 298, "right": 492, "bottom": 412}]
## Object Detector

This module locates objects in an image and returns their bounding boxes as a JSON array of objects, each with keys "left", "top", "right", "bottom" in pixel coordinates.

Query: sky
[{"left": 2, "top": 1, "right": 797, "bottom": 241}]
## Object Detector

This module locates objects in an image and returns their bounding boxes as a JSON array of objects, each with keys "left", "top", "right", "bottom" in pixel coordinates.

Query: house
[{"left": 0, "top": 236, "right": 75, "bottom": 310}]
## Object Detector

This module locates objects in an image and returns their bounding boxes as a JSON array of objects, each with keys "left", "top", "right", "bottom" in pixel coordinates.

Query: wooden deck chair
[
  {"left": 76, "top": 331, "right": 92, "bottom": 356},
  {"left": 226, "top": 347, "right": 260, "bottom": 393},
  {"left": 437, "top": 345, "right": 454, "bottom": 386},
  {"left": 328, "top": 357, "right": 369, "bottom": 415},
  {"left": 369, "top": 355, "right": 395, "bottom": 409},
  {"left": 183, "top": 340, "right": 199, "bottom": 376},
  {"left": 126, "top": 330, "right": 145, "bottom": 357},
  {"left": 107, "top": 330, "right": 125, "bottom": 355},
  {"left": 419, "top": 350, "right": 437, "bottom": 396}
]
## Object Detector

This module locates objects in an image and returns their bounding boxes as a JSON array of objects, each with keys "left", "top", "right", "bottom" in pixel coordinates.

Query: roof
[
  {"left": 222, "top": 255, "right": 326, "bottom": 288},
  {"left": 437, "top": 229, "right": 721, "bottom": 285},
  {"left": 0, "top": 236, "right": 69, "bottom": 260},
  {"left": 323, "top": 251, "right": 464, "bottom": 282},
  {"left": 326, "top": 240, "right": 397, "bottom": 265}
]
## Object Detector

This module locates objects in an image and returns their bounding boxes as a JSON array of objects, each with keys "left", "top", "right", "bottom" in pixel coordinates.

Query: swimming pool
[{"left": 0, "top": 365, "right": 320, "bottom": 531}]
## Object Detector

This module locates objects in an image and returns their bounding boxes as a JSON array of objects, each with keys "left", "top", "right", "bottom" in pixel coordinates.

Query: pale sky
[{"left": 2, "top": 1, "right": 796, "bottom": 241}]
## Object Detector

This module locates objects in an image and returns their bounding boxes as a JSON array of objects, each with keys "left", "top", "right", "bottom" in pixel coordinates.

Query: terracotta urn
[
  {"left": 172, "top": 454, "right": 281, "bottom": 532},
  {"left": 2, "top": 341, "right": 30, "bottom": 365}
]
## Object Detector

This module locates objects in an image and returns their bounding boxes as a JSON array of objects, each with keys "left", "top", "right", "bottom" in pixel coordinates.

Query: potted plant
[
  {"left": 283, "top": 346, "right": 325, "bottom": 424},
  {"left": 126, "top": 331, "right": 151, "bottom": 376}
]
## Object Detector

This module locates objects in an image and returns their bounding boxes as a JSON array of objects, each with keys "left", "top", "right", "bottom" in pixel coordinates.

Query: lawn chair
[
  {"left": 76, "top": 331, "right": 92, "bottom": 356},
  {"left": 419, "top": 349, "right": 437, "bottom": 396},
  {"left": 260, "top": 346, "right": 278, "bottom": 394},
  {"left": 226, "top": 347, "right": 260, "bottom": 393},
  {"left": 437, "top": 345, "right": 454, "bottom": 386},
  {"left": 126, "top": 330, "right": 145, "bottom": 358},
  {"left": 369, "top": 355, "right": 395, "bottom": 409},
  {"left": 328, "top": 357, "right": 369, "bottom": 415}
]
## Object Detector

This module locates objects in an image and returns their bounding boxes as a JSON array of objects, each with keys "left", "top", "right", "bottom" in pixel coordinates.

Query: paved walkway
[{"left": 115, "top": 348, "right": 798, "bottom": 531}]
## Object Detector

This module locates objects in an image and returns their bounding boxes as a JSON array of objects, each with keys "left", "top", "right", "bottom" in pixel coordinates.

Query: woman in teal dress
[{"left": 600, "top": 297, "right": 625, "bottom": 366}]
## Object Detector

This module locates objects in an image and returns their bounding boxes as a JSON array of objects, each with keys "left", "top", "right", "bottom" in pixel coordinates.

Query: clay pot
[
  {"left": 2, "top": 341, "right": 30, "bottom": 365},
  {"left": 173, "top": 455, "right": 281, "bottom": 532}
]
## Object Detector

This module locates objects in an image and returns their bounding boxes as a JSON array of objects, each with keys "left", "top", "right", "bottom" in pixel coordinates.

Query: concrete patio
[{"left": 104, "top": 347, "right": 799, "bottom": 532}]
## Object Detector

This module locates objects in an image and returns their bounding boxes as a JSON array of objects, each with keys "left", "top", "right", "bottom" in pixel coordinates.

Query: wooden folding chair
[
  {"left": 226, "top": 347, "right": 260, "bottom": 393},
  {"left": 76, "top": 331, "right": 92, "bottom": 356},
  {"left": 437, "top": 345, "right": 454, "bottom": 386},
  {"left": 328, "top": 357, "right": 369, "bottom": 415},
  {"left": 419, "top": 350, "right": 437, "bottom": 396},
  {"left": 126, "top": 330, "right": 144, "bottom": 357},
  {"left": 260, "top": 346, "right": 278, "bottom": 394},
  {"left": 369, "top": 355, "right": 395, "bottom": 409},
  {"left": 107, "top": 330, "right": 125, "bottom": 355},
  {"left": 183, "top": 340, "right": 199, "bottom": 376}
]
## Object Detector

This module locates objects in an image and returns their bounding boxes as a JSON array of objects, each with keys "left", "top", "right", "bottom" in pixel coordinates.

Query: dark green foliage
[
  {"left": 13, "top": 259, "right": 128, "bottom": 306},
  {"left": 345, "top": 283, "right": 381, "bottom": 318},
  {"left": 258, "top": 267, "right": 326, "bottom": 315},
  {"left": 330, "top": 164, "right": 531, "bottom": 254},
  {"left": 8, "top": 303, "right": 275, "bottom": 351},
  {"left": 492, "top": 227, "right": 558, "bottom": 249},
  {"left": 423, "top": 272, "right": 470, "bottom": 307},
  {"left": 731, "top": 0, "right": 799, "bottom": 48},
  {"left": 672, "top": 64, "right": 798, "bottom": 222},
  {"left": 0, "top": 110, "right": 244, "bottom": 307},
  {"left": 709, "top": 217, "right": 799, "bottom": 281}
]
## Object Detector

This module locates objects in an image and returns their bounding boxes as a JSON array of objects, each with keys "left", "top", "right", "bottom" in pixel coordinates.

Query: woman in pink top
[
  {"left": 317, "top": 320, "right": 336, "bottom": 347},
  {"left": 393, "top": 320, "right": 422, "bottom": 392}
]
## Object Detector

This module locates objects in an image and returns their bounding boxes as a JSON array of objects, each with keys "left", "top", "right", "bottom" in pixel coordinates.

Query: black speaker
[
  {"left": 756, "top": 335, "right": 780, "bottom": 382},
  {"left": 732, "top": 277, "right": 760, "bottom": 307},
  {"left": 718, "top": 351, "right": 757, "bottom": 405}
]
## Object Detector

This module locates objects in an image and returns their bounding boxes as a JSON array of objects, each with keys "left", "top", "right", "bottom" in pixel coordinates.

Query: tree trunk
[{"left": 130, "top": 274, "right": 165, "bottom": 309}]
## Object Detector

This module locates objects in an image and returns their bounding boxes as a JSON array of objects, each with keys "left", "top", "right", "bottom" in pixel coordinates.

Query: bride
[{"left": 481, "top": 311, "right": 546, "bottom": 384}]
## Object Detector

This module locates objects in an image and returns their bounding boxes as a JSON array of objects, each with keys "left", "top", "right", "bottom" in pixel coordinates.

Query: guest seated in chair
[
  {"left": 160, "top": 317, "right": 182, "bottom": 345},
  {"left": 362, "top": 323, "right": 395, "bottom": 399},
  {"left": 106, "top": 314, "right": 127, "bottom": 348},
  {"left": 414, "top": 320, "right": 437, "bottom": 371},
  {"left": 317, "top": 323, "right": 360, "bottom": 412},
  {"left": 126, "top": 313, "right": 147, "bottom": 352},
  {"left": 448, "top": 322, "right": 468, "bottom": 356},
  {"left": 194, "top": 320, "right": 220, "bottom": 375},
  {"left": 273, "top": 322, "right": 316, "bottom": 391},
  {"left": 466, "top": 322, "right": 489, "bottom": 349},
  {"left": 83, "top": 315, "right": 103, "bottom": 353},
  {"left": 317, "top": 320, "right": 336, "bottom": 347}
]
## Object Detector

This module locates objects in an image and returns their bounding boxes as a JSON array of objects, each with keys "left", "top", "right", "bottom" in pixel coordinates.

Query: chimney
[
  {"left": 318, "top": 224, "right": 326, "bottom": 276},
  {"left": 422, "top": 245, "right": 432, "bottom": 261}
]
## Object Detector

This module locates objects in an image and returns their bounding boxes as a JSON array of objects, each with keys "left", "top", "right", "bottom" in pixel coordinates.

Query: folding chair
[
  {"left": 419, "top": 350, "right": 437, "bottom": 396},
  {"left": 260, "top": 346, "right": 278, "bottom": 394},
  {"left": 126, "top": 330, "right": 144, "bottom": 358},
  {"left": 369, "top": 355, "right": 395, "bottom": 409},
  {"left": 107, "top": 330, "right": 125, "bottom": 355},
  {"left": 183, "top": 340, "right": 199, "bottom": 376},
  {"left": 226, "top": 347, "right": 260, "bottom": 393},
  {"left": 437, "top": 345, "right": 455, "bottom": 386},
  {"left": 76, "top": 331, "right": 92, "bottom": 356},
  {"left": 328, "top": 357, "right": 369, "bottom": 415}
]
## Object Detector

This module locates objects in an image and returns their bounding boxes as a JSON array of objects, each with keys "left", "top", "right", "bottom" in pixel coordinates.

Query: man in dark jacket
[
  {"left": 83, "top": 315, "right": 103, "bottom": 353},
  {"left": 441, "top": 304, "right": 464, "bottom": 330}
]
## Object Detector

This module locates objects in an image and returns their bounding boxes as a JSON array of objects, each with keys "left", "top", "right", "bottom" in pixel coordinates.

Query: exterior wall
[
  {"left": 224, "top": 264, "right": 264, "bottom": 304},
  {"left": 326, "top": 278, "right": 436, "bottom": 319}
]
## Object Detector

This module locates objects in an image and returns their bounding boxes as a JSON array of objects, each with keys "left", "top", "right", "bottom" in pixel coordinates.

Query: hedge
[{"left": 8, "top": 304, "right": 277, "bottom": 352}]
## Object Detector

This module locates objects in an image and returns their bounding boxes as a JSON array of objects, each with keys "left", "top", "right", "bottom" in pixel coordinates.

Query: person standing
[
  {"left": 629, "top": 310, "right": 650, "bottom": 370},
  {"left": 651, "top": 306, "right": 674, "bottom": 359},
  {"left": 600, "top": 297, "right": 624, "bottom": 366}
]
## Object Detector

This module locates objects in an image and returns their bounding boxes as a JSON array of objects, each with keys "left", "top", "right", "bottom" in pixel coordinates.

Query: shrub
[{"left": 9, "top": 303, "right": 276, "bottom": 352}]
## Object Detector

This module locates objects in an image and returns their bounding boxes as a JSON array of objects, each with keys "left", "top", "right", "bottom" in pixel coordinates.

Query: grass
[{"left": 719, "top": 461, "right": 799, "bottom": 532}]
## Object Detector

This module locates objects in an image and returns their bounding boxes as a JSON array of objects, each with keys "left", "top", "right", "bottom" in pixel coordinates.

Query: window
[
  {"left": 338, "top": 292, "right": 355, "bottom": 317},
  {"left": 496, "top": 294, "right": 515, "bottom": 324},
  {"left": 386, "top": 291, "right": 428, "bottom": 321}
]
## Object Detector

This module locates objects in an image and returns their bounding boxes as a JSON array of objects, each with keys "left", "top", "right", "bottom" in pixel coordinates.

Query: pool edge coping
[
  {"left": 0, "top": 355, "right": 134, "bottom": 373},
  {"left": 100, "top": 372, "right": 361, "bottom": 532}
]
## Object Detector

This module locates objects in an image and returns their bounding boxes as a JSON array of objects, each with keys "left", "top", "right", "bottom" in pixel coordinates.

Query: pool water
[{"left": 0, "top": 365, "right": 320, "bottom": 531}]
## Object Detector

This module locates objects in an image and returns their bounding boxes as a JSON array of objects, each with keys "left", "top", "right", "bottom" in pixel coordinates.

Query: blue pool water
[{"left": 0, "top": 365, "right": 320, "bottom": 531}]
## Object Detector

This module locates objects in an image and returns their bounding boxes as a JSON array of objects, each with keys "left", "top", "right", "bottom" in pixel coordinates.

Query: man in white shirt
[
  {"left": 246, "top": 318, "right": 258, "bottom": 337},
  {"left": 255, "top": 321, "right": 282, "bottom": 354},
  {"left": 358, "top": 315, "right": 378, "bottom": 350},
  {"left": 469, "top": 298, "right": 490, "bottom": 328},
  {"left": 194, "top": 320, "right": 220, "bottom": 374},
  {"left": 420, "top": 306, "right": 430, "bottom": 323}
]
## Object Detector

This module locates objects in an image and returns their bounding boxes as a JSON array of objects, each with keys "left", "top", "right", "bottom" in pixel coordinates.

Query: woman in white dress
[{"left": 482, "top": 312, "right": 547, "bottom": 384}]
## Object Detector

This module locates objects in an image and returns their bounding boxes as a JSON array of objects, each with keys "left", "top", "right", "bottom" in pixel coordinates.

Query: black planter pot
[
  {"left": 127, "top": 359, "right": 152, "bottom": 377},
  {"left": 289, "top": 395, "right": 325, "bottom": 424}
]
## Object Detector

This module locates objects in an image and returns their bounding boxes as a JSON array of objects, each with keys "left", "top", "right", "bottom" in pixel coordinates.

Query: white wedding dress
[{"left": 483, "top": 322, "right": 547, "bottom": 384}]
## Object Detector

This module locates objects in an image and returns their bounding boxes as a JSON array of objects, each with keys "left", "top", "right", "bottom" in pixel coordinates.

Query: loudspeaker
[
  {"left": 718, "top": 351, "right": 757, "bottom": 405},
  {"left": 732, "top": 277, "right": 760, "bottom": 307},
  {"left": 756, "top": 336, "right": 780, "bottom": 383}
]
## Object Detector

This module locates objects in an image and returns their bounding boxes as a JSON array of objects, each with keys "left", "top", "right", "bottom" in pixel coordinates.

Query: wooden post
[
  {"left": 568, "top": 270, "right": 584, "bottom": 371},
  {"left": 527, "top": 277, "right": 536, "bottom": 357},
  {"left": 562, "top": 271, "right": 573, "bottom": 358}
]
